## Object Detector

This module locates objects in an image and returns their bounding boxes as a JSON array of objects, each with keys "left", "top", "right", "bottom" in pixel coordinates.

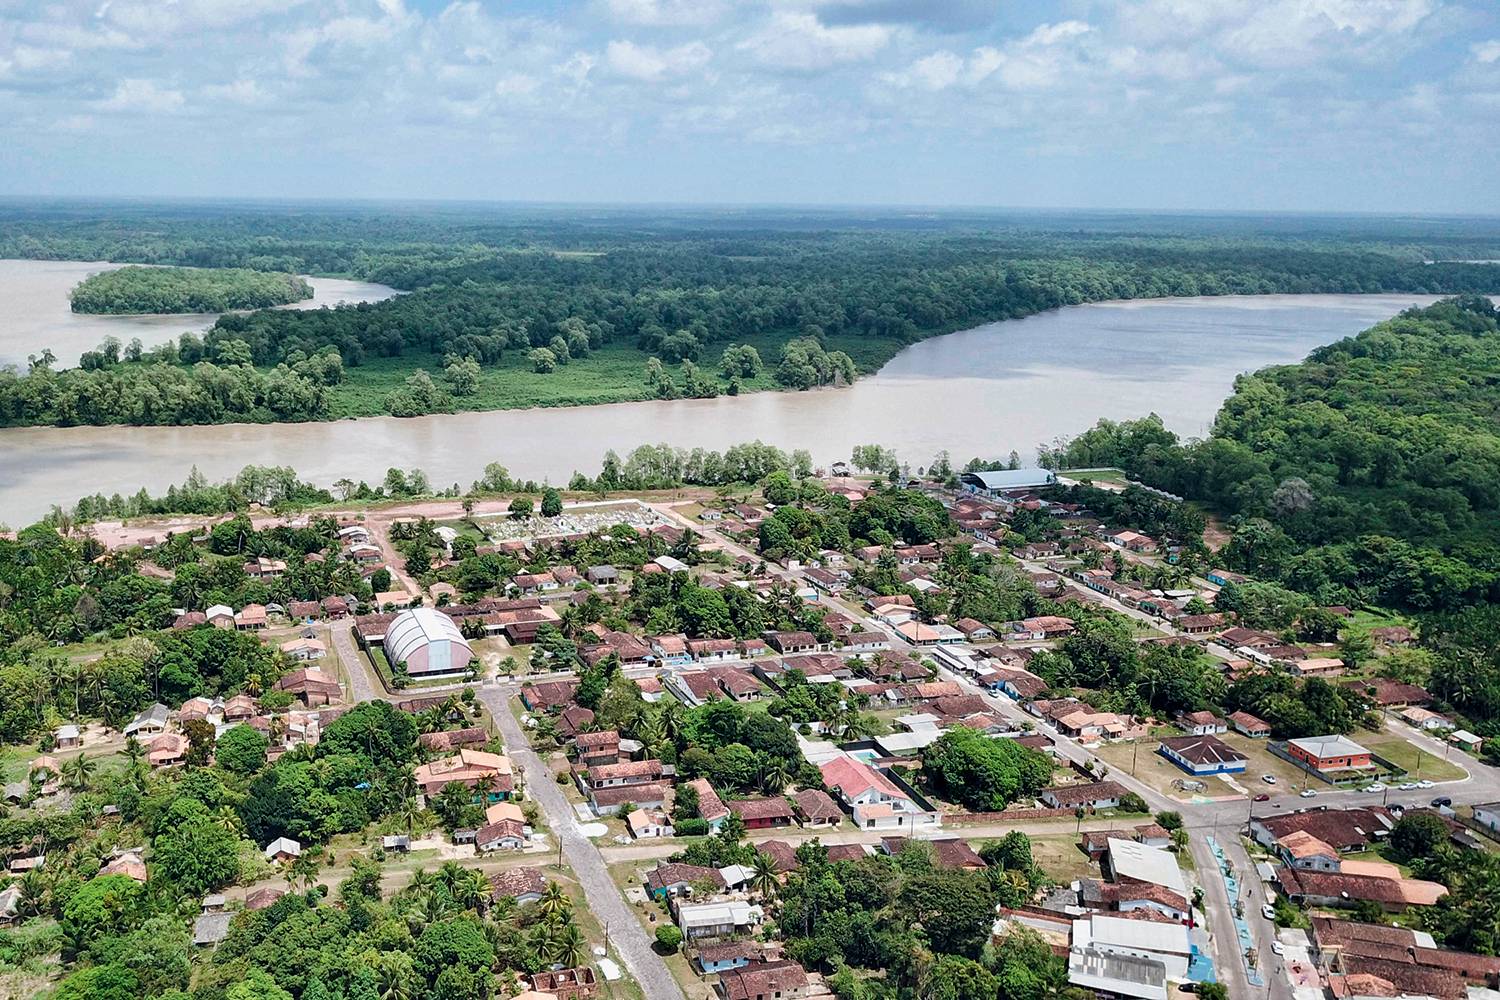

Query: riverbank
[{"left": 0, "top": 292, "right": 1450, "bottom": 525}]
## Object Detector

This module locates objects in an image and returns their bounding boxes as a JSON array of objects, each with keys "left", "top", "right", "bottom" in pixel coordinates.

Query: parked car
[
  {"left": 1399, "top": 782, "right": 1419, "bottom": 790},
  {"left": 1417, "top": 779, "right": 1435, "bottom": 789},
  {"left": 1363, "top": 782, "right": 1386, "bottom": 793},
  {"left": 1254, "top": 793, "right": 1270, "bottom": 802},
  {"left": 1271, "top": 941, "right": 1285, "bottom": 956},
  {"left": 1299, "top": 789, "right": 1317, "bottom": 798},
  {"left": 1262, "top": 903, "right": 1277, "bottom": 920},
  {"left": 1261, "top": 774, "right": 1277, "bottom": 784},
  {"left": 1432, "top": 796, "right": 1453, "bottom": 808}
]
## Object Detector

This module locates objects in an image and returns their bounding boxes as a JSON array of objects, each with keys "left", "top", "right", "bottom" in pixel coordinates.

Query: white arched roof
[{"left": 385, "top": 607, "right": 470, "bottom": 668}]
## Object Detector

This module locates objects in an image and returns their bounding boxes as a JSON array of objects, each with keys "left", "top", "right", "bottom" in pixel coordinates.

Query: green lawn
[
  {"left": 1361, "top": 732, "right": 1467, "bottom": 782},
  {"left": 0, "top": 744, "right": 39, "bottom": 783},
  {"left": 322, "top": 330, "right": 910, "bottom": 419}
]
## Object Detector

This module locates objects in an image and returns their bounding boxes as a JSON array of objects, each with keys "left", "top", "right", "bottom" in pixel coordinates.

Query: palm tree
[
  {"left": 375, "top": 953, "right": 414, "bottom": 1000},
  {"left": 214, "top": 805, "right": 242, "bottom": 836},
  {"left": 538, "top": 882, "right": 572, "bottom": 922},
  {"left": 456, "top": 869, "right": 489, "bottom": 915},
  {"left": 397, "top": 794, "right": 421, "bottom": 837},
  {"left": 548, "top": 922, "right": 587, "bottom": 968},
  {"left": 758, "top": 759, "right": 790, "bottom": 796},
  {"left": 123, "top": 735, "right": 144, "bottom": 767},
  {"left": 17, "top": 870, "right": 46, "bottom": 917},
  {"left": 749, "top": 851, "right": 779, "bottom": 900},
  {"left": 60, "top": 753, "right": 95, "bottom": 793}
]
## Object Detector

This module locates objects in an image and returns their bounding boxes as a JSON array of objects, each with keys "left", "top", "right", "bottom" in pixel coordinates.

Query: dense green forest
[
  {"left": 2, "top": 202, "right": 1499, "bottom": 426},
  {"left": 69, "top": 267, "right": 311, "bottom": 315},
  {"left": 1046, "top": 296, "right": 1500, "bottom": 612}
]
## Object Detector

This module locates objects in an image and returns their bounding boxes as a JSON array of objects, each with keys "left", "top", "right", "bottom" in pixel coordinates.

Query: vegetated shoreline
[
  {"left": 67, "top": 264, "right": 314, "bottom": 315},
  {"left": 0, "top": 288, "right": 1455, "bottom": 431}
]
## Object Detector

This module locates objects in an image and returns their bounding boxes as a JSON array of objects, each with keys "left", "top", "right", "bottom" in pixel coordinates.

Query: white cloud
[
  {"left": 738, "top": 12, "right": 890, "bottom": 71},
  {"left": 1474, "top": 40, "right": 1500, "bottom": 64},
  {"left": 11, "top": 46, "right": 75, "bottom": 73},
  {"left": 885, "top": 21, "right": 1093, "bottom": 93},
  {"left": 202, "top": 79, "right": 270, "bottom": 105},
  {"left": 603, "top": 0, "right": 728, "bottom": 27},
  {"left": 494, "top": 73, "right": 539, "bottom": 98},
  {"left": 885, "top": 50, "right": 963, "bottom": 90},
  {"left": 97, "top": 78, "right": 184, "bottom": 112},
  {"left": 604, "top": 39, "right": 711, "bottom": 80}
]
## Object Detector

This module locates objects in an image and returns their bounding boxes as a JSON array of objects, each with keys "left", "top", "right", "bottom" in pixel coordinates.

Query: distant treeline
[
  {"left": 2, "top": 202, "right": 1498, "bottom": 427},
  {"left": 68, "top": 265, "right": 311, "bottom": 314}
]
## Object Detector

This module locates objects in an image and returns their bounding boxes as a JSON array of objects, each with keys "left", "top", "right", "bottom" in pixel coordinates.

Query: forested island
[
  {"left": 68, "top": 266, "right": 312, "bottom": 315},
  {"left": 0, "top": 202, "right": 1497, "bottom": 427}
]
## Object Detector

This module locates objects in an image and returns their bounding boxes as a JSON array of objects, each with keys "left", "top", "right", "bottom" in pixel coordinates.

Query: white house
[
  {"left": 1071, "top": 914, "right": 1190, "bottom": 981},
  {"left": 819, "top": 755, "right": 939, "bottom": 832}
]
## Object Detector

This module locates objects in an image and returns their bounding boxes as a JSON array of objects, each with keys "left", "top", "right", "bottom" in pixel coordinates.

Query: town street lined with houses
[
  {"left": 16, "top": 465, "right": 1500, "bottom": 1000},
  {"left": 258, "top": 476, "right": 1500, "bottom": 1000}
]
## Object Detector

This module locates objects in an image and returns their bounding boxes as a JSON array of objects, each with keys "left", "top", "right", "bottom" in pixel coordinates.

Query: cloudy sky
[{"left": 1, "top": 0, "right": 1497, "bottom": 211}]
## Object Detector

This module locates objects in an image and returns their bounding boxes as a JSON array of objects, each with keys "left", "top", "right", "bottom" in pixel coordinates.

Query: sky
[{"left": 1, "top": 0, "right": 1498, "bottom": 212}]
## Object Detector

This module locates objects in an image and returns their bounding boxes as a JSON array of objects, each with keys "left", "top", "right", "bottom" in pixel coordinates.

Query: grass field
[
  {"left": 1027, "top": 834, "right": 1099, "bottom": 884},
  {"left": 323, "top": 329, "right": 910, "bottom": 419},
  {"left": 1361, "top": 731, "right": 1467, "bottom": 782}
]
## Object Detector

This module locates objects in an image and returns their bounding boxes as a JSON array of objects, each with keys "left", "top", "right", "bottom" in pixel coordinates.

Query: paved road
[
  {"left": 600, "top": 815, "right": 1156, "bottom": 863},
  {"left": 330, "top": 619, "right": 386, "bottom": 704},
  {"left": 485, "top": 686, "right": 686, "bottom": 1000}
]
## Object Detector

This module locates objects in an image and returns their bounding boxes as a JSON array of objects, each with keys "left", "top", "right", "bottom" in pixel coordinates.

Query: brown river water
[{"left": 0, "top": 267, "right": 1446, "bottom": 525}]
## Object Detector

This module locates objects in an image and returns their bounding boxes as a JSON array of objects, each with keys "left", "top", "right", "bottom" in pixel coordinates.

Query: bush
[
  {"left": 655, "top": 925, "right": 683, "bottom": 953},
  {"left": 674, "top": 818, "right": 709, "bottom": 837},
  {"left": 1118, "top": 792, "right": 1148, "bottom": 814}
]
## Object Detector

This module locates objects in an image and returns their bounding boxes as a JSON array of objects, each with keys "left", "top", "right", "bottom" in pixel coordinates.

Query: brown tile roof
[
  {"left": 687, "top": 778, "right": 730, "bottom": 822},
  {"left": 1228, "top": 710, "right": 1271, "bottom": 731},
  {"left": 1338, "top": 956, "right": 1464, "bottom": 999},
  {"left": 245, "top": 887, "right": 285, "bottom": 910},
  {"left": 574, "top": 729, "right": 620, "bottom": 750},
  {"left": 489, "top": 867, "right": 547, "bottom": 899},
  {"left": 793, "top": 788, "right": 843, "bottom": 823},
  {"left": 586, "top": 759, "right": 664, "bottom": 783},
  {"left": 1258, "top": 807, "right": 1393, "bottom": 853},
  {"left": 825, "top": 843, "right": 869, "bottom": 862},
  {"left": 757, "top": 840, "right": 800, "bottom": 872},
  {"left": 729, "top": 797, "right": 794, "bottom": 821},
  {"left": 418, "top": 727, "right": 489, "bottom": 751},
  {"left": 1042, "top": 781, "right": 1124, "bottom": 807},
  {"left": 646, "top": 863, "right": 726, "bottom": 892},
  {"left": 695, "top": 940, "right": 762, "bottom": 964},
  {"left": 717, "top": 961, "right": 808, "bottom": 1000},
  {"left": 589, "top": 783, "right": 669, "bottom": 807}
]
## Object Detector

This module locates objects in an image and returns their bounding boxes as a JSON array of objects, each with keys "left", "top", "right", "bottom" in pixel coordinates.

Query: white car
[
  {"left": 1363, "top": 783, "right": 1386, "bottom": 793},
  {"left": 1399, "top": 782, "right": 1419, "bottom": 791},
  {"left": 1261, "top": 774, "right": 1277, "bottom": 784},
  {"left": 1261, "top": 904, "right": 1276, "bottom": 921},
  {"left": 1299, "top": 788, "right": 1317, "bottom": 798},
  {"left": 1270, "top": 941, "right": 1285, "bottom": 956},
  {"left": 1417, "top": 779, "right": 1435, "bottom": 789}
]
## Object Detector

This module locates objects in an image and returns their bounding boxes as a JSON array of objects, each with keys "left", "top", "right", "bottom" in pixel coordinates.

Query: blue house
[
  {"left": 1158, "top": 735, "right": 1247, "bottom": 776},
  {"left": 694, "top": 941, "right": 760, "bottom": 974}
]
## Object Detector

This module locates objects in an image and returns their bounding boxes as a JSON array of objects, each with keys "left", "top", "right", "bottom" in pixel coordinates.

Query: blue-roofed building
[{"left": 959, "top": 468, "right": 1057, "bottom": 495}]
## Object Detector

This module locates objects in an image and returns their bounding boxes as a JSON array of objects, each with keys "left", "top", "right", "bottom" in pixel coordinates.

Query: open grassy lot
[
  {"left": 323, "top": 329, "right": 909, "bottom": 419},
  {"left": 1360, "top": 730, "right": 1468, "bottom": 782},
  {"left": 1027, "top": 833, "right": 1100, "bottom": 885}
]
